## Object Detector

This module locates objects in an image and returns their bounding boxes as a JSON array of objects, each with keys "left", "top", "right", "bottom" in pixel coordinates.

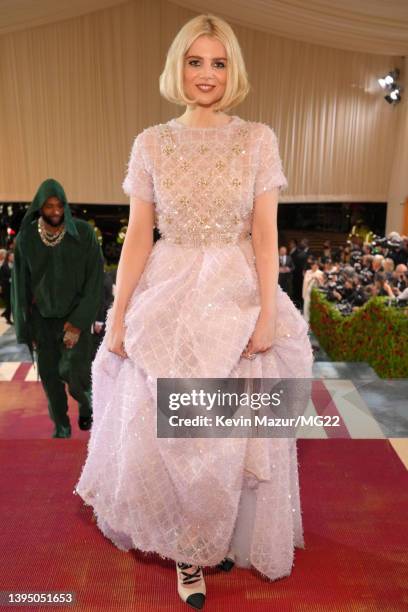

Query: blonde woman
[{"left": 75, "top": 13, "right": 313, "bottom": 609}]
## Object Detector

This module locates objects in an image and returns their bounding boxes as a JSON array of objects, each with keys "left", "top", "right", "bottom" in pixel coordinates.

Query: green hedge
[{"left": 310, "top": 289, "right": 408, "bottom": 378}]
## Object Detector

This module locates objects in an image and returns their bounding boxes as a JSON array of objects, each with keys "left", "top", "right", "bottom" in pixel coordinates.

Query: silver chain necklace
[{"left": 38, "top": 217, "right": 66, "bottom": 247}]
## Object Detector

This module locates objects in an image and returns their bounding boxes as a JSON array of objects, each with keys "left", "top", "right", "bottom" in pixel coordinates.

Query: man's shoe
[
  {"left": 52, "top": 423, "right": 72, "bottom": 438},
  {"left": 216, "top": 551, "right": 235, "bottom": 572},
  {"left": 176, "top": 562, "right": 206, "bottom": 609},
  {"left": 78, "top": 416, "right": 93, "bottom": 431}
]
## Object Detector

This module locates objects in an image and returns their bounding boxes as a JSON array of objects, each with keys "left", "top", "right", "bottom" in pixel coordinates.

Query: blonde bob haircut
[{"left": 159, "top": 14, "right": 250, "bottom": 112}]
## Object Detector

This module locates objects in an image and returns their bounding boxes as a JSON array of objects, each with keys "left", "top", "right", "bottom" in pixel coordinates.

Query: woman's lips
[{"left": 196, "top": 84, "right": 215, "bottom": 92}]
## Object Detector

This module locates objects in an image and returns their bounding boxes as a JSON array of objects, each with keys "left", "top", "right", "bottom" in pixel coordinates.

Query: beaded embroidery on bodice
[
  {"left": 122, "top": 115, "right": 288, "bottom": 247},
  {"left": 156, "top": 117, "right": 252, "bottom": 246}
]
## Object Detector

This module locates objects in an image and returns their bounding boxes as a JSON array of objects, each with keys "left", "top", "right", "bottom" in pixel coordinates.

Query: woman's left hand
[{"left": 241, "top": 313, "right": 276, "bottom": 359}]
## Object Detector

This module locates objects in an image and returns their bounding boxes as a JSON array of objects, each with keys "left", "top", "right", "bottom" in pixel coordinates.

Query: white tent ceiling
[
  {"left": 0, "top": 0, "right": 127, "bottom": 35},
  {"left": 173, "top": 0, "right": 408, "bottom": 56},
  {"left": 0, "top": 0, "right": 407, "bottom": 55}
]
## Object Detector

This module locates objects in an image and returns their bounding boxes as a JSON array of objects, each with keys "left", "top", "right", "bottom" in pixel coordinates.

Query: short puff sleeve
[
  {"left": 122, "top": 131, "right": 154, "bottom": 202},
  {"left": 254, "top": 125, "right": 288, "bottom": 198}
]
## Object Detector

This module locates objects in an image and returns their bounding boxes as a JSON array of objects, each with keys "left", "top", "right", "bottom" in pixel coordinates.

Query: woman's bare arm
[
  {"left": 111, "top": 197, "right": 155, "bottom": 322},
  {"left": 251, "top": 187, "right": 280, "bottom": 318}
]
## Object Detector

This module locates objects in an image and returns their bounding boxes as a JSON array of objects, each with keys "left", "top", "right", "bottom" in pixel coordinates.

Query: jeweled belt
[{"left": 161, "top": 231, "right": 251, "bottom": 248}]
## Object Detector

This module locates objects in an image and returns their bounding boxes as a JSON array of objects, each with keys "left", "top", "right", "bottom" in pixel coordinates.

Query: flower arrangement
[{"left": 310, "top": 289, "right": 408, "bottom": 378}]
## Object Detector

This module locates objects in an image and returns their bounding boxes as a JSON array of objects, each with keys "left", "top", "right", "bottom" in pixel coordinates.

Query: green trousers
[{"left": 31, "top": 305, "right": 94, "bottom": 428}]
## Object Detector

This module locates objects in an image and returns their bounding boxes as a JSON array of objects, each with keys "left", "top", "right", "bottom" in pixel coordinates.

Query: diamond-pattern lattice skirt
[{"left": 74, "top": 239, "right": 314, "bottom": 581}]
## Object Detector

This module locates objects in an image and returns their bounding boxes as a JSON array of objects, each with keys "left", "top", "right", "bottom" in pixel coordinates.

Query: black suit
[
  {"left": 296, "top": 248, "right": 312, "bottom": 308},
  {"left": 290, "top": 248, "right": 305, "bottom": 308},
  {"left": 0, "top": 262, "right": 12, "bottom": 323},
  {"left": 278, "top": 254, "right": 294, "bottom": 296},
  {"left": 92, "top": 270, "right": 114, "bottom": 355}
]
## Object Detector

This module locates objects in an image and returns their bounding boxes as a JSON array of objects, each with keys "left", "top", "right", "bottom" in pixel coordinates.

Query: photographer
[
  {"left": 370, "top": 272, "right": 392, "bottom": 298},
  {"left": 387, "top": 236, "right": 408, "bottom": 266},
  {"left": 384, "top": 270, "right": 408, "bottom": 302},
  {"left": 392, "top": 264, "right": 408, "bottom": 293},
  {"left": 322, "top": 270, "right": 368, "bottom": 314},
  {"left": 383, "top": 258, "right": 395, "bottom": 282}
]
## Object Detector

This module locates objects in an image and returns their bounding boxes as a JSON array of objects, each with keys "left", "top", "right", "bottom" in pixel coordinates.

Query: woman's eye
[{"left": 187, "top": 60, "right": 226, "bottom": 68}]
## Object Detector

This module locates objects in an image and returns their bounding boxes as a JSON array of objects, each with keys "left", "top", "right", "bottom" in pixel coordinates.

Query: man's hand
[{"left": 63, "top": 321, "right": 81, "bottom": 349}]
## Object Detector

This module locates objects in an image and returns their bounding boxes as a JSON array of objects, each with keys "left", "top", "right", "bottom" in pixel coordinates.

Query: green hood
[{"left": 20, "top": 178, "right": 79, "bottom": 240}]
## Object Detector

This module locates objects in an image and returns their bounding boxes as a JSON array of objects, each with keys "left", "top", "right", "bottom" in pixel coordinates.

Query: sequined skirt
[{"left": 74, "top": 238, "right": 314, "bottom": 581}]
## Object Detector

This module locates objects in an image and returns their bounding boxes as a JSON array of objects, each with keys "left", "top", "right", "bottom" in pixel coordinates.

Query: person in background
[
  {"left": 92, "top": 258, "right": 114, "bottom": 356},
  {"left": 0, "top": 248, "right": 7, "bottom": 305},
  {"left": 321, "top": 240, "right": 331, "bottom": 260},
  {"left": 370, "top": 272, "right": 390, "bottom": 297},
  {"left": 321, "top": 258, "right": 337, "bottom": 274},
  {"left": 393, "top": 264, "right": 407, "bottom": 293},
  {"left": 340, "top": 245, "right": 352, "bottom": 264},
  {"left": 382, "top": 258, "right": 395, "bottom": 282},
  {"left": 371, "top": 254, "right": 384, "bottom": 273},
  {"left": 387, "top": 233, "right": 408, "bottom": 266},
  {"left": 0, "top": 250, "right": 14, "bottom": 324},
  {"left": 302, "top": 256, "right": 324, "bottom": 324},
  {"left": 289, "top": 238, "right": 303, "bottom": 308},
  {"left": 278, "top": 245, "right": 294, "bottom": 296},
  {"left": 11, "top": 178, "right": 104, "bottom": 438},
  {"left": 293, "top": 238, "right": 311, "bottom": 310},
  {"left": 348, "top": 217, "right": 374, "bottom": 244},
  {"left": 388, "top": 270, "right": 408, "bottom": 301}
]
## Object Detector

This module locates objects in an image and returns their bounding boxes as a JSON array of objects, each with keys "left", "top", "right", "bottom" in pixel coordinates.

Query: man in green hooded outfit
[{"left": 11, "top": 178, "right": 104, "bottom": 438}]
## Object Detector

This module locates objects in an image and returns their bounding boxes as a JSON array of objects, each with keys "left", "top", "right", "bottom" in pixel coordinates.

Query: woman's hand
[
  {"left": 106, "top": 317, "right": 128, "bottom": 358},
  {"left": 241, "top": 313, "right": 276, "bottom": 359}
]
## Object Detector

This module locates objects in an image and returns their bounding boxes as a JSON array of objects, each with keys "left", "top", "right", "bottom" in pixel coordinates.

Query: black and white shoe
[{"left": 176, "top": 562, "right": 206, "bottom": 609}]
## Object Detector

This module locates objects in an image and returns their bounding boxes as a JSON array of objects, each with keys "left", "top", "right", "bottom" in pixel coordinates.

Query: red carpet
[
  {"left": 0, "top": 379, "right": 359, "bottom": 440},
  {"left": 0, "top": 381, "right": 89, "bottom": 440},
  {"left": 0, "top": 438, "right": 407, "bottom": 611}
]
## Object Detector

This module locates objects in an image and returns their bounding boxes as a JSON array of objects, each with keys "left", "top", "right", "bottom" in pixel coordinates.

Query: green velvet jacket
[{"left": 11, "top": 179, "right": 104, "bottom": 360}]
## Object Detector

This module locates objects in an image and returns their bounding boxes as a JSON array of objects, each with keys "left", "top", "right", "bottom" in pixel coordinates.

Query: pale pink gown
[{"left": 74, "top": 115, "right": 314, "bottom": 581}]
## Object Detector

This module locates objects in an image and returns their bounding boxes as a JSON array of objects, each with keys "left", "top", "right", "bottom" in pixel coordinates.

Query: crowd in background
[
  {"left": 2, "top": 230, "right": 408, "bottom": 333},
  {"left": 279, "top": 232, "right": 408, "bottom": 320}
]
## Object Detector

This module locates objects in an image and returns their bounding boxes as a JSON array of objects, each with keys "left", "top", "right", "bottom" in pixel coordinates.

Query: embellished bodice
[{"left": 122, "top": 115, "right": 288, "bottom": 247}]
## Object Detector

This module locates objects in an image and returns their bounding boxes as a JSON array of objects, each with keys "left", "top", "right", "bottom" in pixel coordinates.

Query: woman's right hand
[{"left": 106, "top": 318, "right": 128, "bottom": 358}]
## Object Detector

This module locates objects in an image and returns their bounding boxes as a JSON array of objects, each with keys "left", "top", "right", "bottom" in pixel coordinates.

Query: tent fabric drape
[
  {"left": 174, "top": 0, "right": 408, "bottom": 56},
  {"left": 0, "top": 0, "right": 404, "bottom": 204},
  {"left": 1, "top": 0, "right": 407, "bottom": 55}
]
